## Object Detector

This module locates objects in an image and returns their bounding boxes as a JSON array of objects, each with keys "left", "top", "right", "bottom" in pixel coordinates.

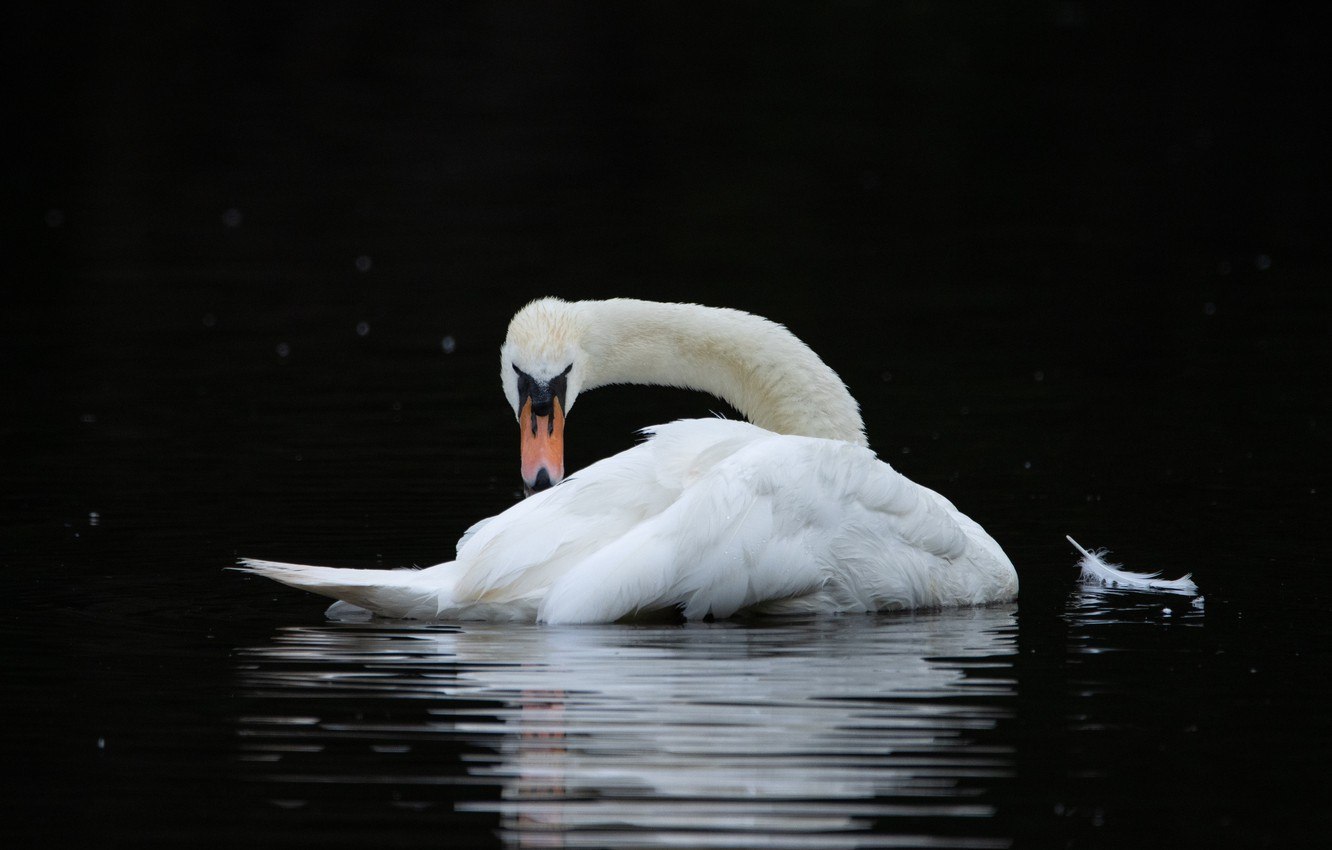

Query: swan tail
[
  {"left": 235, "top": 558, "right": 451, "bottom": 619},
  {"left": 1065, "top": 536, "right": 1199, "bottom": 594}
]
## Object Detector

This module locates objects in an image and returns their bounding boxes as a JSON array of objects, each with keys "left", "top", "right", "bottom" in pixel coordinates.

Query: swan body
[{"left": 241, "top": 298, "right": 1017, "bottom": 623}]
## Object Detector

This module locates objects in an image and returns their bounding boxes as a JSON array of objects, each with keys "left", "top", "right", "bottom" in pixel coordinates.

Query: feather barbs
[{"left": 1066, "top": 535, "right": 1199, "bottom": 594}]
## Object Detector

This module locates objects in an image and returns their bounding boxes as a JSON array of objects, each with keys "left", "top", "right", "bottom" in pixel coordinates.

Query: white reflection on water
[
  {"left": 1064, "top": 584, "right": 1207, "bottom": 630},
  {"left": 236, "top": 608, "right": 1018, "bottom": 849}
]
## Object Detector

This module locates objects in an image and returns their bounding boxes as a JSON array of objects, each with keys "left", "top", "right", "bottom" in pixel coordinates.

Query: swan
[{"left": 240, "top": 298, "right": 1018, "bottom": 623}]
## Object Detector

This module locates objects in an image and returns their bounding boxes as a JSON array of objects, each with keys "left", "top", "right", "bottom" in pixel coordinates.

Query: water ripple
[{"left": 235, "top": 609, "right": 1018, "bottom": 848}]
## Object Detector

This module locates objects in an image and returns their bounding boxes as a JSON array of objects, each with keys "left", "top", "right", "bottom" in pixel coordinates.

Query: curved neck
[{"left": 578, "top": 299, "right": 867, "bottom": 446}]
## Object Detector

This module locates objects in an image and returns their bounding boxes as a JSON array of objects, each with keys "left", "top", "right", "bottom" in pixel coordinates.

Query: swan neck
[{"left": 580, "top": 300, "right": 866, "bottom": 446}]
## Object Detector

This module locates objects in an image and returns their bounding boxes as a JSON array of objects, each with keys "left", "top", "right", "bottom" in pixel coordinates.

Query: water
[
  {"left": 6, "top": 5, "right": 1329, "bottom": 848},
  {"left": 238, "top": 614, "right": 1018, "bottom": 849},
  {"left": 7, "top": 271, "right": 1328, "bottom": 849}
]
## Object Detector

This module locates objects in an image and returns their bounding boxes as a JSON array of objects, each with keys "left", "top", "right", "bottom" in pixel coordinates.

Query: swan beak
[{"left": 520, "top": 396, "right": 564, "bottom": 495}]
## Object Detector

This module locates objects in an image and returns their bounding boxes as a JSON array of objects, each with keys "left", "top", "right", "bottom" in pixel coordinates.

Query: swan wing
[
  {"left": 448, "top": 419, "right": 759, "bottom": 603},
  {"left": 448, "top": 445, "right": 668, "bottom": 601},
  {"left": 241, "top": 418, "right": 1016, "bottom": 624},
  {"left": 534, "top": 420, "right": 1015, "bottom": 623}
]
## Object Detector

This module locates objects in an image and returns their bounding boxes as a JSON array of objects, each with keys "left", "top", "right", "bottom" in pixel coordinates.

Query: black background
[{"left": 4, "top": 3, "right": 1330, "bottom": 847}]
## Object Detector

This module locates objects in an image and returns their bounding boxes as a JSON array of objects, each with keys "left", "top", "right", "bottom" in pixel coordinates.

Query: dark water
[{"left": 5, "top": 4, "right": 1330, "bottom": 848}]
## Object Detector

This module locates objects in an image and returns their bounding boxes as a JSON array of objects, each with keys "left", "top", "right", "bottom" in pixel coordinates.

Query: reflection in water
[
  {"left": 1064, "top": 584, "right": 1207, "bottom": 632},
  {"left": 236, "top": 610, "right": 1019, "bottom": 849}
]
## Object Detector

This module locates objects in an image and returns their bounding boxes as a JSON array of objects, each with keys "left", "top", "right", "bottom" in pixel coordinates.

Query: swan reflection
[{"left": 237, "top": 609, "right": 1018, "bottom": 848}]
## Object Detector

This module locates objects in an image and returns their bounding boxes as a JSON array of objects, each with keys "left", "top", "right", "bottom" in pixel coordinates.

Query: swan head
[
  {"left": 499, "top": 295, "right": 867, "bottom": 494},
  {"left": 500, "top": 298, "right": 588, "bottom": 494}
]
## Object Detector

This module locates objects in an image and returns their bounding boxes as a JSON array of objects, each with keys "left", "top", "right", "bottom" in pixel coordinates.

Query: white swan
[{"left": 240, "top": 298, "right": 1018, "bottom": 623}]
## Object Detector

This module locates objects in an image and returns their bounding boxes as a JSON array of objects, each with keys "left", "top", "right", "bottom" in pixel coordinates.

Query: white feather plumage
[
  {"left": 1066, "top": 535, "right": 1198, "bottom": 594},
  {"left": 240, "top": 420, "right": 1018, "bottom": 623},
  {"left": 239, "top": 299, "right": 1020, "bottom": 623}
]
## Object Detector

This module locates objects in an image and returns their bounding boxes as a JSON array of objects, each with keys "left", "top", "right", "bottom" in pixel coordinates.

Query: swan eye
[
  {"left": 548, "top": 367, "right": 571, "bottom": 410},
  {"left": 513, "top": 366, "right": 536, "bottom": 404}
]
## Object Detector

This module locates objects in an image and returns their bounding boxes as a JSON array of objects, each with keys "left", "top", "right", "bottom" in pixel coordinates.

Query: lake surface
[
  {"left": 6, "top": 263, "right": 1327, "bottom": 848},
  {"left": 6, "top": 4, "right": 1328, "bottom": 848}
]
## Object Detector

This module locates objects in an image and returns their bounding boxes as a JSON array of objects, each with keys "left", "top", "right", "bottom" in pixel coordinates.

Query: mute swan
[{"left": 240, "top": 298, "right": 1018, "bottom": 623}]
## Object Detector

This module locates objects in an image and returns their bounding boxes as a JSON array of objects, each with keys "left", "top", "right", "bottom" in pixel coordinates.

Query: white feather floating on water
[{"left": 1066, "top": 536, "right": 1199, "bottom": 594}]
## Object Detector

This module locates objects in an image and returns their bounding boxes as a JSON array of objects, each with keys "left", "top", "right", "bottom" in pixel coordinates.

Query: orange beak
[{"left": 519, "top": 396, "right": 565, "bottom": 494}]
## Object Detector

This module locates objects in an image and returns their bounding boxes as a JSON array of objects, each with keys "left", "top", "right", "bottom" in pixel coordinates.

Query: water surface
[{"left": 236, "top": 612, "right": 1019, "bottom": 849}]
